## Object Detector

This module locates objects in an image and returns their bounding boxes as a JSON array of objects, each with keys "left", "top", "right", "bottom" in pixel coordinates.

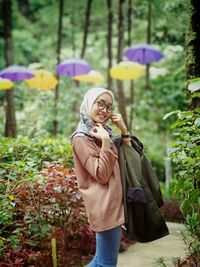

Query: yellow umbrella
[
  {"left": 73, "top": 70, "right": 104, "bottom": 84},
  {"left": 26, "top": 70, "right": 58, "bottom": 90},
  {"left": 0, "top": 78, "right": 14, "bottom": 90},
  {"left": 109, "top": 61, "right": 145, "bottom": 80}
]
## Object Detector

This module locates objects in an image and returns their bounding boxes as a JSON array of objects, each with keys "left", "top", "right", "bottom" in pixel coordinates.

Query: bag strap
[{"left": 130, "top": 136, "right": 144, "bottom": 156}]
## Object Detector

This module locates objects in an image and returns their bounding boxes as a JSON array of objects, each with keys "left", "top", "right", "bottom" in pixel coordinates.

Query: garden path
[{"left": 117, "top": 222, "right": 187, "bottom": 267}]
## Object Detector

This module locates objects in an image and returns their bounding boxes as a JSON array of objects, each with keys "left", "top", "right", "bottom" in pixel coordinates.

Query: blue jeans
[{"left": 88, "top": 226, "right": 122, "bottom": 267}]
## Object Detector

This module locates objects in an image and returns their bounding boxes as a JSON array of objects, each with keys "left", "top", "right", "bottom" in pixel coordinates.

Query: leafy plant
[
  {"left": 165, "top": 107, "right": 200, "bottom": 263},
  {"left": 0, "top": 137, "right": 96, "bottom": 266},
  {"left": 0, "top": 159, "right": 95, "bottom": 266}
]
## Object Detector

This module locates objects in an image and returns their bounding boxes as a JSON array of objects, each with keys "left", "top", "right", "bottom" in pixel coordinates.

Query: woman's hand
[
  {"left": 110, "top": 113, "right": 128, "bottom": 134},
  {"left": 90, "top": 124, "right": 110, "bottom": 150},
  {"left": 111, "top": 113, "right": 131, "bottom": 146},
  {"left": 90, "top": 124, "right": 110, "bottom": 140}
]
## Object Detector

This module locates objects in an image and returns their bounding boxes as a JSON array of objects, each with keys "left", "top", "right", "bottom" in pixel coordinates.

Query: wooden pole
[{"left": 51, "top": 237, "right": 57, "bottom": 267}]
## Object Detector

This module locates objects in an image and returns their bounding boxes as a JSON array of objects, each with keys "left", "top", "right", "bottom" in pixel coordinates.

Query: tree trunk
[
  {"left": 117, "top": 0, "right": 128, "bottom": 128},
  {"left": 106, "top": 0, "right": 113, "bottom": 91},
  {"left": 127, "top": 0, "right": 134, "bottom": 131},
  {"left": 81, "top": 0, "right": 93, "bottom": 58},
  {"left": 146, "top": 0, "right": 152, "bottom": 90},
  {"left": 2, "top": 0, "right": 17, "bottom": 137},
  {"left": 127, "top": 0, "right": 132, "bottom": 46},
  {"left": 70, "top": 5, "right": 76, "bottom": 57},
  {"left": 52, "top": 0, "right": 64, "bottom": 136},
  {"left": 185, "top": 0, "right": 200, "bottom": 109}
]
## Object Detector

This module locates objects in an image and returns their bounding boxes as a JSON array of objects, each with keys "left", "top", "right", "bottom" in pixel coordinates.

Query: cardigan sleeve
[{"left": 72, "top": 137, "right": 118, "bottom": 184}]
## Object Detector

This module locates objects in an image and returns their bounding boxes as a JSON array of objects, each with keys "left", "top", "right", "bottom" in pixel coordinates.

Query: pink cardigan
[{"left": 72, "top": 136, "right": 125, "bottom": 232}]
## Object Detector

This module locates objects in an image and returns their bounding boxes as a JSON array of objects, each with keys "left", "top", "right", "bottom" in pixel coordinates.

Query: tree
[
  {"left": 106, "top": 0, "right": 113, "bottom": 91},
  {"left": 52, "top": 0, "right": 64, "bottom": 136},
  {"left": 81, "top": 0, "right": 93, "bottom": 58},
  {"left": 2, "top": 0, "right": 17, "bottom": 137},
  {"left": 117, "top": 0, "right": 128, "bottom": 127},
  {"left": 127, "top": 0, "right": 134, "bottom": 130},
  {"left": 146, "top": 0, "right": 152, "bottom": 90},
  {"left": 185, "top": 0, "right": 200, "bottom": 109}
]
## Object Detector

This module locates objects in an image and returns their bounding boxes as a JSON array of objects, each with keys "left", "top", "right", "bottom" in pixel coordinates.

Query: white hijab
[{"left": 80, "top": 87, "right": 114, "bottom": 116}]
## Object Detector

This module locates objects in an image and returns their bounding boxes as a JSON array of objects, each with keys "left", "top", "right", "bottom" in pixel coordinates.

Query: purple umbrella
[
  {"left": 123, "top": 44, "right": 163, "bottom": 65},
  {"left": 56, "top": 59, "right": 92, "bottom": 77},
  {"left": 0, "top": 65, "right": 35, "bottom": 81}
]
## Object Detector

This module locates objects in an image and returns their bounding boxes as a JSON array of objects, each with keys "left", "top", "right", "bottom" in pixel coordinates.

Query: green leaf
[
  {"left": 182, "top": 157, "right": 195, "bottom": 164},
  {"left": 29, "top": 225, "right": 39, "bottom": 232},
  {"left": 163, "top": 110, "right": 180, "bottom": 120},
  {"left": 188, "top": 79, "right": 200, "bottom": 93},
  {"left": 41, "top": 224, "right": 51, "bottom": 232},
  {"left": 0, "top": 239, "right": 4, "bottom": 248},
  {"left": 180, "top": 198, "right": 191, "bottom": 214},
  {"left": 194, "top": 117, "right": 200, "bottom": 127}
]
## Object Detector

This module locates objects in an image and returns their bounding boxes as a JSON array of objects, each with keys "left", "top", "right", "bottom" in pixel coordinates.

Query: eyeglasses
[{"left": 95, "top": 100, "right": 114, "bottom": 113}]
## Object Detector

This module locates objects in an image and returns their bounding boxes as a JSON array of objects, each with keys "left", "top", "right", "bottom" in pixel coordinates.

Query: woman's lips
[{"left": 98, "top": 113, "right": 108, "bottom": 120}]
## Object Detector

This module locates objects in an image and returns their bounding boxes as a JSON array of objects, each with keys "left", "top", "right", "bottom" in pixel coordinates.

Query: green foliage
[
  {"left": 167, "top": 107, "right": 200, "bottom": 257},
  {"left": 0, "top": 136, "right": 73, "bottom": 250},
  {"left": 14, "top": 163, "right": 87, "bottom": 239},
  {"left": 0, "top": 135, "right": 73, "bottom": 168},
  {"left": 0, "top": 195, "right": 16, "bottom": 240},
  {"left": 0, "top": 138, "right": 95, "bottom": 266}
]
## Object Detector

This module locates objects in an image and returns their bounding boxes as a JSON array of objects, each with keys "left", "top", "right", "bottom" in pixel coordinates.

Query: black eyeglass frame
[{"left": 95, "top": 100, "right": 114, "bottom": 113}]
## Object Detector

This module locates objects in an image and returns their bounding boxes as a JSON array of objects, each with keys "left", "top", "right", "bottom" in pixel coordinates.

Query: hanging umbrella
[
  {"left": 109, "top": 61, "right": 145, "bottom": 80},
  {"left": 123, "top": 44, "right": 163, "bottom": 65},
  {"left": 0, "top": 78, "right": 14, "bottom": 90},
  {"left": 73, "top": 70, "right": 104, "bottom": 84},
  {"left": 0, "top": 65, "right": 35, "bottom": 81},
  {"left": 26, "top": 70, "right": 58, "bottom": 90},
  {"left": 56, "top": 59, "right": 92, "bottom": 77}
]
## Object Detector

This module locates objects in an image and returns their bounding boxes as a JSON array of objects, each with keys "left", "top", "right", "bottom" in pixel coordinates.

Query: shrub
[
  {"left": 0, "top": 162, "right": 95, "bottom": 266},
  {"left": 0, "top": 137, "right": 95, "bottom": 266},
  {"left": 165, "top": 108, "right": 200, "bottom": 264}
]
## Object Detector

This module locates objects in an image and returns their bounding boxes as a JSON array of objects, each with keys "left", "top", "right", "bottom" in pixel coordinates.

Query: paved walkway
[{"left": 117, "top": 222, "right": 187, "bottom": 267}]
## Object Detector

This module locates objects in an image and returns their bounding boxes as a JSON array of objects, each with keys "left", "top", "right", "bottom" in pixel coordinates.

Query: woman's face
[{"left": 90, "top": 93, "right": 113, "bottom": 124}]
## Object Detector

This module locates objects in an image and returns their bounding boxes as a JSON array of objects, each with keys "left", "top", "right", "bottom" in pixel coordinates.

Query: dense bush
[
  {"left": 0, "top": 137, "right": 95, "bottom": 266},
  {"left": 0, "top": 135, "right": 73, "bottom": 168}
]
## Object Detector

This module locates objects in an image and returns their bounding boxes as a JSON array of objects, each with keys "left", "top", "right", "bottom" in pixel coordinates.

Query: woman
[{"left": 71, "top": 87, "right": 131, "bottom": 267}]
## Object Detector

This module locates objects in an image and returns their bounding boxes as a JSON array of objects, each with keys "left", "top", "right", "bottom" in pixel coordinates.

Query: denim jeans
[{"left": 88, "top": 226, "right": 122, "bottom": 267}]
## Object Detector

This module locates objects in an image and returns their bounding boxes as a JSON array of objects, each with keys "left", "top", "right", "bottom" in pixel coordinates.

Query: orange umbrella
[
  {"left": 73, "top": 70, "right": 104, "bottom": 84},
  {"left": 109, "top": 61, "right": 145, "bottom": 80},
  {"left": 0, "top": 78, "right": 14, "bottom": 90},
  {"left": 26, "top": 70, "right": 58, "bottom": 90}
]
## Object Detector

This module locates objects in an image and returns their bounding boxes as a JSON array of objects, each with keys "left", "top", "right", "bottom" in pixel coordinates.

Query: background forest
[
  {"left": 0, "top": 0, "right": 199, "bottom": 266},
  {"left": 0, "top": 0, "right": 188, "bottom": 146}
]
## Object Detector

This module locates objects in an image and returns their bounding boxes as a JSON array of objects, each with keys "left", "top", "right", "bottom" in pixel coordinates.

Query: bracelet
[{"left": 121, "top": 134, "right": 130, "bottom": 138}]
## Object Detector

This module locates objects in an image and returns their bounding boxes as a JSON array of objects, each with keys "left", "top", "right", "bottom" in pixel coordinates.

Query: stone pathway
[{"left": 117, "top": 222, "right": 187, "bottom": 267}]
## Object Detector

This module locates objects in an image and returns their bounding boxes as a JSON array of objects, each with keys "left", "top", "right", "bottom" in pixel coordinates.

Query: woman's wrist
[
  {"left": 121, "top": 128, "right": 130, "bottom": 137},
  {"left": 121, "top": 133, "right": 130, "bottom": 138},
  {"left": 121, "top": 129, "right": 131, "bottom": 146}
]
